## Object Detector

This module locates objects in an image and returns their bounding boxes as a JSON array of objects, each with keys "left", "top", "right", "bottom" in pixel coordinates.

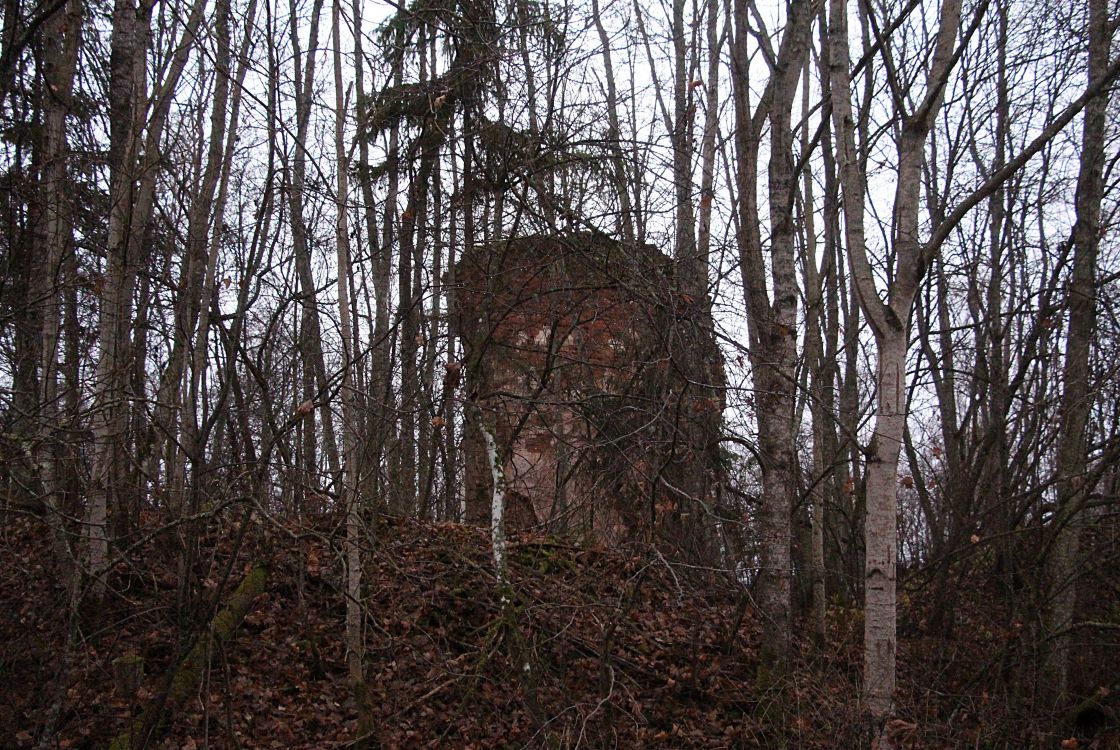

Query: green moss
[
  {"left": 511, "top": 543, "right": 576, "bottom": 575},
  {"left": 106, "top": 563, "right": 268, "bottom": 750}
]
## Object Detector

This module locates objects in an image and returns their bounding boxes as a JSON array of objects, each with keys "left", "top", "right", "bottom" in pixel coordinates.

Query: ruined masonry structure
[{"left": 455, "top": 233, "right": 726, "bottom": 560}]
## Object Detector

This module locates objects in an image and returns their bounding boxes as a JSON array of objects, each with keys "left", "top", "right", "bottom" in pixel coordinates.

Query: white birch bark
[
  {"left": 471, "top": 405, "right": 508, "bottom": 589},
  {"left": 828, "top": 0, "right": 965, "bottom": 738}
]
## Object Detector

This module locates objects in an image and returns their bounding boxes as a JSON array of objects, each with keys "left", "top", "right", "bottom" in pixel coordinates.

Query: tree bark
[
  {"left": 33, "top": 0, "right": 81, "bottom": 573},
  {"left": 1045, "top": 0, "right": 1111, "bottom": 709},
  {"left": 829, "top": 0, "right": 966, "bottom": 738},
  {"left": 730, "top": 0, "right": 814, "bottom": 673},
  {"left": 287, "top": 0, "right": 340, "bottom": 497},
  {"left": 87, "top": 0, "right": 155, "bottom": 596},
  {"left": 591, "top": 0, "right": 635, "bottom": 243},
  {"left": 331, "top": 0, "right": 364, "bottom": 687},
  {"left": 107, "top": 563, "right": 268, "bottom": 750}
]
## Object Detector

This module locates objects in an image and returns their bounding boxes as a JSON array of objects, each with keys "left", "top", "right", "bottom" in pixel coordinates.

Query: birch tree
[
  {"left": 828, "top": 0, "right": 1120, "bottom": 737},
  {"left": 827, "top": 0, "right": 970, "bottom": 735}
]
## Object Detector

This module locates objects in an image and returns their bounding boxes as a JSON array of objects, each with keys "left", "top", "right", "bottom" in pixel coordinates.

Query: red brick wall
[{"left": 455, "top": 233, "right": 725, "bottom": 557}]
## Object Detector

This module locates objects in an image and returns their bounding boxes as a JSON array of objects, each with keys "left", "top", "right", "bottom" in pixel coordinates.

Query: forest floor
[{"left": 2, "top": 511, "right": 1116, "bottom": 749}]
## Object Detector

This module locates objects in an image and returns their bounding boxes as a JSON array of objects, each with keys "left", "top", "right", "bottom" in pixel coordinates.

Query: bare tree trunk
[
  {"left": 377, "top": 37, "right": 405, "bottom": 514},
  {"left": 670, "top": 0, "right": 696, "bottom": 283},
  {"left": 171, "top": 0, "right": 261, "bottom": 615},
  {"left": 331, "top": 0, "right": 364, "bottom": 687},
  {"left": 514, "top": 0, "right": 556, "bottom": 229},
  {"left": 441, "top": 120, "right": 460, "bottom": 523},
  {"left": 800, "top": 49, "right": 827, "bottom": 645},
  {"left": 124, "top": 0, "right": 209, "bottom": 523},
  {"left": 981, "top": 0, "right": 1013, "bottom": 590},
  {"left": 33, "top": 0, "right": 81, "bottom": 573},
  {"left": 88, "top": 0, "right": 216, "bottom": 583},
  {"left": 176, "top": 0, "right": 232, "bottom": 519},
  {"left": 730, "top": 0, "right": 813, "bottom": 673},
  {"left": 829, "top": 0, "right": 965, "bottom": 738},
  {"left": 469, "top": 403, "right": 508, "bottom": 588},
  {"left": 351, "top": 0, "right": 391, "bottom": 511},
  {"left": 145, "top": 0, "right": 234, "bottom": 511},
  {"left": 415, "top": 26, "right": 435, "bottom": 518},
  {"left": 1045, "top": 0, "right": 1111, "bottom": 709},
  {"left": 87, "top": 0, "right": 155, "bottom": 596},
  {"left": 590, "top": 0, "right": 635, "bottom": 243},
  {"left": 695, "top": 0, "right": 723, "bottom": 271},
  {"left": 420, "top": 107, "right": 444, "bottom": 517},
  {"left": 287, "top": 0, "right": 340, "bottom": 495},
  {"left": 814, "top": 10, "right": 856, "bottom": 603},
  {"left": 395, "top": 163, "right": 420, "bottom": 516}
]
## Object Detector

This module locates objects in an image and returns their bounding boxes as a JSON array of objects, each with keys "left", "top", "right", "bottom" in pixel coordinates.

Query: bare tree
[
  {"left": 329, "top": 0, "right": 364, "bottom": 687},
  {"left": 1045, "top": 0, "right": 1112, "bottom": 707},
  {"left": 730, "top": 0, "right": 814, "bottom": 672}
]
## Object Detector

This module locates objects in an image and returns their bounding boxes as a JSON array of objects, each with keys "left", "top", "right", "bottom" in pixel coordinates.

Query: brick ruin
[{"left": 455, "top": 233, "right": 726, "bottom": 559}]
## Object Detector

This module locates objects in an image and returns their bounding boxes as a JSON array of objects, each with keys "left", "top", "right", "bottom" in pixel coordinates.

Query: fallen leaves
[{"left": 3, "top": 514, "right": 1118, "bottom": 749}]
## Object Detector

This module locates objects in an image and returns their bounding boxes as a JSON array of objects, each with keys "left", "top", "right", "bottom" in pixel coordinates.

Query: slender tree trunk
[
  {"left": 178, "top": 0, "right": 232, "bottom": 517},
  {"left": 287, "top": 0, "right": 340, "bottom": 495},
  {"left": 441, "top": 121, "right": 460, "bottom": 522},
  {"left": 33, "top": 0, "right": 81, "bottom": 573},
  {"left": 730, "top": 0, "right": 813, "bottom": 673},
  {"left": 126, "top": 0, "right": 208, "bottom": 521},
  {"left": 377, "top": 41, "right": 404, "bottom": 512},
  {"left": 591, "top": 0, "right": 635, "bottom": 243},
  {"left": 351, "top": 0, "right": 392, "bottom": 509},
  {"left": 829, "top": 0, "right": 965, "bottom": 738},
  {"left": 515, "top": 0, "right": 556, "bottom": 228},
  {"left": 695, "top": 0, "right": 723, "bottom": 271},
  {"left": 327, "top": 0, "right": 362, "bottom": 689},
  {"left": 1045, "top": 0, "right": 1110, "bottom": 708},
  {"left": 470, "top": 404, "right": 508, "bottom": 588},
  {"left": 814, "top": 11, "right": 853, "bottom": 602},
  {"left": 801, "top": 50, "right": 828, "bottom": 645},
  {"left": 87, "top": 0, "right": 155, "bottom": 596},
  {"left": 331, "top": 0, "right": 364, "bottom": 686},
  {"left": 670, "top": 0, "right": 696, "bottom": 283},
  {"left": 395, "top": 163, "right": 420, "bottom": 516}
]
